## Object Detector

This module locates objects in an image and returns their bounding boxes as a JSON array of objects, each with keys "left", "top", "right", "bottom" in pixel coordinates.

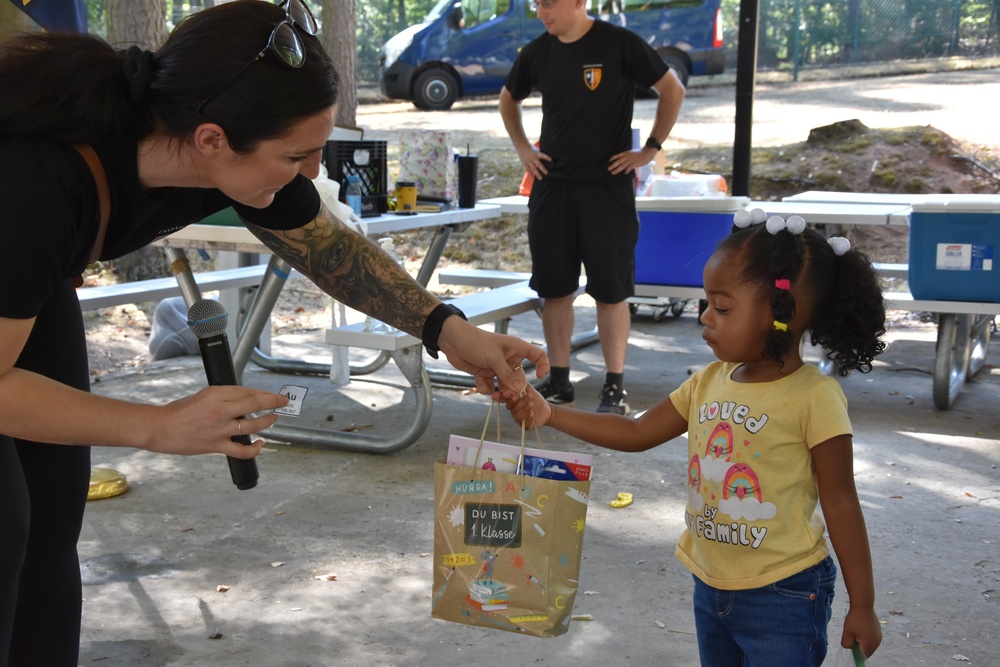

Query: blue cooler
[
  {"left": 634, "top": 197, "right": 749, "bottom": 287},
  {"left": 908, "top": 196, "right": 1000, "bottom": 303}
]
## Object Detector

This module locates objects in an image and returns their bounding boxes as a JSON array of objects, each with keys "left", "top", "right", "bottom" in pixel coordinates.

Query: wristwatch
[{"left": 644, "top": 136, "right": 662, "bottom": 151}]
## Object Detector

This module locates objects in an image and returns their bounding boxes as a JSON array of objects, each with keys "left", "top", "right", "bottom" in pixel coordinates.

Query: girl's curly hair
[{"left": 718, "top": 222, "right": 887, "bottom": 376}]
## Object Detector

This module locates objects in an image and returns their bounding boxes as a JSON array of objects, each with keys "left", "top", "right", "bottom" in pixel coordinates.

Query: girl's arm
[
  {"left": 812, "top": 435, "right": 883, "bottom": 659},
  {"left": 245, "top": 206, "right": 546, "bottom": 396},
  {"left": 506, "top": 383, "right": 687, "bottom": 452}
]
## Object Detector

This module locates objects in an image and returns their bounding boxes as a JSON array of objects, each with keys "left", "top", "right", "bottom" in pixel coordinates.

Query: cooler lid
[
  {"left": 635, "top": 196, "right": 750, "bottom": 213},
  {"left": 909, "top": 194, "right": 1000, "bottom": 214}
]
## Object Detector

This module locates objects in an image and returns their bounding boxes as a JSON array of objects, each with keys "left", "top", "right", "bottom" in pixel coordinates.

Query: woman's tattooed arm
[{"left": 244, "top": 206, "right": 438, "bottom": 336}]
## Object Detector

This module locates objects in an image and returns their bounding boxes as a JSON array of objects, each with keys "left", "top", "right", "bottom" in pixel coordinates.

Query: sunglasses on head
[{"left": 196, "top": 0, "right": 319, "bottom": 114}]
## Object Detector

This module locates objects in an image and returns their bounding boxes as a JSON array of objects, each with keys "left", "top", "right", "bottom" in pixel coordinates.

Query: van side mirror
[{"left": 448, "top": 7, "right": 464, "bottom": 30}]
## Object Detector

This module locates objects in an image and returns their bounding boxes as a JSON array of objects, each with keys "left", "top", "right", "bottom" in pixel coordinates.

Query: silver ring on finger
[{"left": 237, "top": 420, "right": 243, "bottom": 437}]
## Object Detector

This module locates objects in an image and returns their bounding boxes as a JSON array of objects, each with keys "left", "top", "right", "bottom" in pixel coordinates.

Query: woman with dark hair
[{"left": 0, "top": 2, "right": 546, "bottom": 664}]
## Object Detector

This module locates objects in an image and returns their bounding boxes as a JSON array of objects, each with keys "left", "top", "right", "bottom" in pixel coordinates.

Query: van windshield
[{"left": 425, "top": 0, "right": 455, "bottom": 22}]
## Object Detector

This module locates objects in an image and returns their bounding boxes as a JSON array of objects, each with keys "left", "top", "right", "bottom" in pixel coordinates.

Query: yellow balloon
[{"left": 88, "top": 467, "right": 128, "bottom": 501}]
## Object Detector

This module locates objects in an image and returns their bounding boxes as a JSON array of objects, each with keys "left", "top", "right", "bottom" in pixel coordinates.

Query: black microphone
[{"left": 187, "top": 298, "right": 259, "bottom": 490}]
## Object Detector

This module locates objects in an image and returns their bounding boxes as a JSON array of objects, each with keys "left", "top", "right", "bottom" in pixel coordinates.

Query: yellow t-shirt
[{"left": 669, "top": 361, "right": 852, "bottom": 590}]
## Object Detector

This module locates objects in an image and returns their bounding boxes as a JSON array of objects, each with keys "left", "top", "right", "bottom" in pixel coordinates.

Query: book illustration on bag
[
  {"left": 467, "top": 578, "right": 510, "bottom": 612},
  {"left": 447, "top": 435, "right": 592, "bottom": 481},
  {"left": 465, "top": 595, "right": 509, "bottom": 612}
]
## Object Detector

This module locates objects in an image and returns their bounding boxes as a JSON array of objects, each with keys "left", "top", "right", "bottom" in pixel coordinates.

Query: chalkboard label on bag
[{"left": 464, "top": 503, "right": 522, "bottom": 548}]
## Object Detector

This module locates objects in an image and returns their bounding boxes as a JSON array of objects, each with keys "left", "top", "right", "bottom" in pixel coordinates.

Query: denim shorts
[{"left": 692, "top": 557, "right": 837, "bottom": 666}]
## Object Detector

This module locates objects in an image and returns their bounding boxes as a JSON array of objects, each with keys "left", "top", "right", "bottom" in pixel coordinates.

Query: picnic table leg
[
  {"left": 164, "top": 247, "right": 204, "bottom": 306},
  {"left": 262, "top": 344, "right": 433, "bottom": 453},
  {"left": 415, "top": 224, "right": 460, "bottom": 287},
  {"left": 231, "top": 255, "right": 291, "bottom": 378}
]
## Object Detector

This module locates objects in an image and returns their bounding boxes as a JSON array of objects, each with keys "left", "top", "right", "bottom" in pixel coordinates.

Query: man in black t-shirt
[{"left": 500, "top": 0, "right": 685, "bottom": 414}]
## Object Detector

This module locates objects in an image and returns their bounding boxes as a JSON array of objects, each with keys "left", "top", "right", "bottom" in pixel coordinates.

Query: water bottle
[
  {"left": 366, "top": 237, "right": 405, "bottom": 333},
  {"left": 345, "top": 174, "right": 363, "bottom": 217}
]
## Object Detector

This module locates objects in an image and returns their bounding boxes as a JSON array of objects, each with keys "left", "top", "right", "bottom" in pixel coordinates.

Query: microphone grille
[{"left": 187, "top": 299, "right": 229, "bottom": 339}]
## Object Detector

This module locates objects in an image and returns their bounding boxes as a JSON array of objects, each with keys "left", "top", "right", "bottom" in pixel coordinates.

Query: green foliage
[{"left": 720, "top": 0, "right": 999, "bottom": 72}]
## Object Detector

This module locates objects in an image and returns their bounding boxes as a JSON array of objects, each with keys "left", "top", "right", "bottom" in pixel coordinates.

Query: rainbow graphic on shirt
[
  {"left": 705, "top": 422, "right": 734, "bottom": 461},
  {"left": 686, "top": 454, "right": 705, "bottom": 513},
  {"left": 722, "top": 463, "right": 761, "bottom": 501},
  {"left": 687, "top": 455, "right": 702, "bottom": 493},
  {"left": 718, "top": 462, "right": 776, "bottom": 521}
]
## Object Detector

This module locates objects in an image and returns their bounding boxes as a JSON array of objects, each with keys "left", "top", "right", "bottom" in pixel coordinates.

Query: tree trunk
[
  {"left": 106, "top": 0, "right": 172, "bottom": 282},
  {"left": 322, "top": 0, "right": 358, "bottom": 127},
  {"left": 107, "top": 0, "right": 167, "bottom": 50}
]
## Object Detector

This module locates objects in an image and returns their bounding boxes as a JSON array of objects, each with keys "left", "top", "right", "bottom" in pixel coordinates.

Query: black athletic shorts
[{"left": 526, "top": 177, "right": 638, "bottom": 304}]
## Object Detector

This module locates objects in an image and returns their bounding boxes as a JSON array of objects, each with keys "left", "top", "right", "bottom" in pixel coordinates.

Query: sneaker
[
  {"left": 537, "top": 379, "right": 575, "bottom": 405},
  {"left": 596, "top": 383, "right": 630, "bottom": 415}
]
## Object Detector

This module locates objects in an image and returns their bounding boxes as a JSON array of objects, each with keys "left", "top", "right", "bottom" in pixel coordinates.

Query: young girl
[{"left": 506, "top": 210, "right": 885, "bottom": 665}]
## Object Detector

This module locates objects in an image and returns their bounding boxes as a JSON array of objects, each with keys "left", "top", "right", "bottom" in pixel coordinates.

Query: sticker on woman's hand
[{"left": 274, "top": 385, "right": 308, "bottom": 417}]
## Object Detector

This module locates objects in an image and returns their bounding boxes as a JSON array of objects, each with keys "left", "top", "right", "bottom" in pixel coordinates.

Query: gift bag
[
  {"left": 432, "top": 417, "right": 591, "bottom": 637},
  {"left": 398, "top": 130, "right": 457, "bottom": 203}
]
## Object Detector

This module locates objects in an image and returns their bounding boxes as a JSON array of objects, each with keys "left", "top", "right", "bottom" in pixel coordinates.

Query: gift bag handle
[{"left": 470, "top": 400, "right": 543, "bottom": 483}]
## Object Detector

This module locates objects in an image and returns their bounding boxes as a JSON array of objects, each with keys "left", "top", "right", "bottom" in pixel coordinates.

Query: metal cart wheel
[
  {"left": 967, "top": 313, "right": 993, "bottom": 379},
  {"left": 932, "top": 313, "right": 973, "bottom": 410},
  {"left": 651, "top": 300, "right": 686, "bottom": 322}
]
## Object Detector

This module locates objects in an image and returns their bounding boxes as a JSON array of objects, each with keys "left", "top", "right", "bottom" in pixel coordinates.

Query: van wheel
[
  {"left": 413, "top": 69, "right": 458, "bottom": 110},
  {"left": 661, "top": 53, "right": 690, "bottom": 87}
]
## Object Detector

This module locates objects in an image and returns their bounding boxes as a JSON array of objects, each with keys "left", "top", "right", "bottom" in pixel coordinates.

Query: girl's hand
[
  {"left": 841, "top": 605, "right": 882, "bottom": 659},
  {"left": 503, "top": 384, "right": 552, "bottom": 430},
  {"left": 149, "top": 386, "right": 289, "bottom": 457}
]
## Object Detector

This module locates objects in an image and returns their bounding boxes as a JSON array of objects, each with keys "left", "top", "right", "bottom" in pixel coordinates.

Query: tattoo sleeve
[{"left": 244, "top": 207, "right": 438, "bottom": 336}]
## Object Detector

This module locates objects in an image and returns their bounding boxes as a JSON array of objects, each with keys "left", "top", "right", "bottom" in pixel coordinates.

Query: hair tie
[
  {"left": 785, "top": 215, "right": 806, "bottom": 234},
  {"left": 774, "top": 279, "right": 791, "bottom": 290},
  {"left": 828, "top": 236, "right": 851, "bottom": 256},
  {"left": 765, "top": 214, "right": 806, "bottom": 236},
  {"left": 733, "top": 207, "right": 768, "bottom": 228},
  {"left": 773, "top": 321, "right": 788, "bottom": 332},
  {"left": 122, "top": 45, "right": 154, "bottom": 106}
]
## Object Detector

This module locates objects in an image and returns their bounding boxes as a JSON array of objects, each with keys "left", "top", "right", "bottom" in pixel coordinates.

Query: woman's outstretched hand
[
  {"left": 437, "top": 317, "right": 549, "bottom": 399},
  {"left": 148, "top": 385, "right": 289, "bottom": 457}
]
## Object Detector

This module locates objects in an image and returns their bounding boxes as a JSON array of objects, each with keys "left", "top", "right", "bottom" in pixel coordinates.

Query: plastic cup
[
  {"left": 457, "top": 155, "right": 479, "bottom": 208},
  {"left": 395, "top": 180, "right": 418, "bottom": 212}
]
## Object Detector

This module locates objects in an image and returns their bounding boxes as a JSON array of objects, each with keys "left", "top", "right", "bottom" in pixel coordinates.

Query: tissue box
[{"left": 398, "top": 130, "right": 457, "bottom": 203}]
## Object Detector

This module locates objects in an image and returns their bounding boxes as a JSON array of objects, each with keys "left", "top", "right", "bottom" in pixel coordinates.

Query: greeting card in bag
[{"left": 431, "top": 459, "right": 590, "bottom": 637}]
